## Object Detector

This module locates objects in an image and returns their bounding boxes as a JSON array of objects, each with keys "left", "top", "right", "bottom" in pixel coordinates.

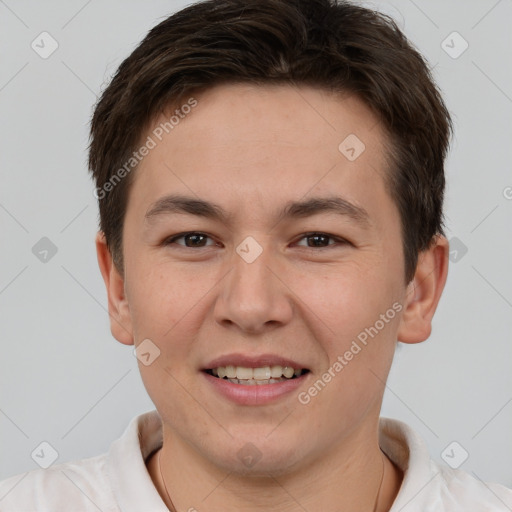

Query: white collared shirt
[{"left": 1, "top": 409, "right": 511, "bottom": 511}]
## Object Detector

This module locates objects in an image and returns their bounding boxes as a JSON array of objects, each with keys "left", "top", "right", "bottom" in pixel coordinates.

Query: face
[{"left": 103, "top": 84, "right": 425, "bottom": 475}]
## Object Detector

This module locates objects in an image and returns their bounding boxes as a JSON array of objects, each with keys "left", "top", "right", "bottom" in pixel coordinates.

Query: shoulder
[
  {"left": 0, "top": 452, "right": 118, "bottom": 511},
  {"left": 379, "top": 417, "right": 512, "bottom": 511},
  {"left": 432, "top": 461, "right": 512, "bottom": 511},
  {"left": 0, "top": 410, "right": 162, "bottom": 512}
]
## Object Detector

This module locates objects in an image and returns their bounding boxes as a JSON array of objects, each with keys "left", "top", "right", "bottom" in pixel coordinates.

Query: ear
[
  {"left": 397, "top": 235, "right": 449, "bottom": 344},
  {"left": 95, "top": 231, "right": 134, "bottom": 345}
]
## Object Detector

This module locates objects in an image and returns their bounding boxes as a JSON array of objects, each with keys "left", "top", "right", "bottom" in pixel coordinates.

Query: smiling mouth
[{"left": 204, "top": 365, "right": 310, "bottom": 385}]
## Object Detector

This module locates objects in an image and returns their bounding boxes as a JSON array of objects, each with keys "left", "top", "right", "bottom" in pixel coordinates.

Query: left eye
[
  {"left": 295, "top": 232, "right": 347, "bottom": 248},
  {"left": 162, "top": 232, "right": 348, "bottom": 249}
]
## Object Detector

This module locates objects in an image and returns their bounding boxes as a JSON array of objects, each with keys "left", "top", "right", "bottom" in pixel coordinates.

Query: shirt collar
[
  {"left": 107, "top": 410, "right": 436, "bottom": 511},
  {"left": 108, "top": 409, "right": 166, "bottom": 512},
  {"left": 380, "top": 417, "right": 440, "bottom": 511}
]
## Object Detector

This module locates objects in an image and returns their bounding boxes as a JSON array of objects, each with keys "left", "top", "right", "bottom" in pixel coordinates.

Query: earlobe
[
  {"left": 95, "top": 231, "right": 134, "bottom": 345},
  {"left": 397, "top": 235, "right": 449, "bottom": 344}
]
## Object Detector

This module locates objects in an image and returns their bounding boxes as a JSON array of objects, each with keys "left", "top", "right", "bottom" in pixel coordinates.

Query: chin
[{"left": 207, "top": 433, "right": 308, "bottom": 477}]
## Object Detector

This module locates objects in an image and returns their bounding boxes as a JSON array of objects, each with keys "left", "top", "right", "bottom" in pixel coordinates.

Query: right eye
[{"left": 162, "top": 232, "right": 219, "bottom": 248}]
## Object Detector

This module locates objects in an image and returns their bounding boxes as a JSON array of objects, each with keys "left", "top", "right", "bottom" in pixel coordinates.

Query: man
[{"left": 1, "top": 0, "right": 511, "bottom": 510}]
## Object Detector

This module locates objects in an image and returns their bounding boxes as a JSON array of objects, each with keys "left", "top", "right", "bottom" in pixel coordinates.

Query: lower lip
[{"left": 202, "top": 371, "right": 309, "bottom": 405}]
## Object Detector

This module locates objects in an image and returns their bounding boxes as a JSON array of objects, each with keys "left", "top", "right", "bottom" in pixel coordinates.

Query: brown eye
[
  {"left": 164, "top": 232, "right": 216, "bottom": 248},
  {"left": 295, "top": 232, "right": 348, "bottom": 248}
]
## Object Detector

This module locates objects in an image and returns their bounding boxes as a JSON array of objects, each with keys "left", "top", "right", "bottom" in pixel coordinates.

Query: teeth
[
  {"left": 236, "top": 366, "right": 253, "bottom": 380},
  {"left": 253, "top": 366, "right": 271, "bottom": 380},
  {"left": 270, "top": 365, "right": 283, "bottom": 378},
  {"left": 282, "top": 366, "right": 294, "bottom": 378},
  {"left": 227, "top": 378, "right": 290, "bottom": 385},
  {"left": 225, "top": 365, "right": 236, "bottom": 378},
  {"left": 211, "top": 365, "right": 304, "bottom": 381}
]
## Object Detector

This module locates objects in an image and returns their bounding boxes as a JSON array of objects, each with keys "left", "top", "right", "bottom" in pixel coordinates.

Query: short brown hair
[{"left": 88, "top": 0, "right": 452, "bottom": 284}]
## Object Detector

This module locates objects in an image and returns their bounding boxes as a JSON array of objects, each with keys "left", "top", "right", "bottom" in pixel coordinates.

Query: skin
[{"left": 96, "top": 84, "right": 449, "bottom": 511}]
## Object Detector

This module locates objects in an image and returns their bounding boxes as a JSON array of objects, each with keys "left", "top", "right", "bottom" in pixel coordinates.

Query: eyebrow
[{"left": 144, "top": 194, "right": 371, "bottom": 228}]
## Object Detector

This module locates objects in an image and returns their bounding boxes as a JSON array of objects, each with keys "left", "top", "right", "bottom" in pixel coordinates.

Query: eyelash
[{"left": 162, "top": 231, "right": 350, "bottom": 249}]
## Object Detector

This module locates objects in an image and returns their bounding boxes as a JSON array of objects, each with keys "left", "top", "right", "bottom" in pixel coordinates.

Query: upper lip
[{"left": 203, "top": 353, "right": 309, "bottom": 370}]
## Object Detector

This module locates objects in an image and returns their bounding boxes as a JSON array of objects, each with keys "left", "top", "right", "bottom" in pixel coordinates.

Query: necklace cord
[
  {"left": 158, "top": 447, "right": 386, "bottom": 512},
  {"left": 373, "top": 448, "right": 386, "bottom": 512},
  {"left": 158, "top": 449, "right": 178, "bottom": 512}
]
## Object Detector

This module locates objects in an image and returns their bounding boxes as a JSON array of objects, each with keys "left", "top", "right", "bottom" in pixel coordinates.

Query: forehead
[
  {"left": 151, "top": 84, "right": 384, "bottom": 153},
  {"left": 128, "top": 84, "right": 395, "bottom": 230}
]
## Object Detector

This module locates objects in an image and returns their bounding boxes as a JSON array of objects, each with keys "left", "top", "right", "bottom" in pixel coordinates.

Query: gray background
[{"left": 1, "top": 0, "right": 511, "bottom": 487}]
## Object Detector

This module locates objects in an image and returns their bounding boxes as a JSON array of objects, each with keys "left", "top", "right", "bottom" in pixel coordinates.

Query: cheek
[
  {"left": 126, "top": 261, "right": 205, "bottom": 337},
  {"left": 293, "top": 260, "right": 394, "bottom": 339},
  {"left": 297, "top": 262, "right": 400, "bottom": 398}
]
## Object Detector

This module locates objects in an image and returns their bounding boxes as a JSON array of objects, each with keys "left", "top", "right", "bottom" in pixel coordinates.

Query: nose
[{"left": 213, "top": 239, "right": 294, "bottom": 334}]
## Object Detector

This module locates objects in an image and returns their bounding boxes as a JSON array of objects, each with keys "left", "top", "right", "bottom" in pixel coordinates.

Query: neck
[{"left": 147, "top": 421, "right": 403, "bottom": 512}]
